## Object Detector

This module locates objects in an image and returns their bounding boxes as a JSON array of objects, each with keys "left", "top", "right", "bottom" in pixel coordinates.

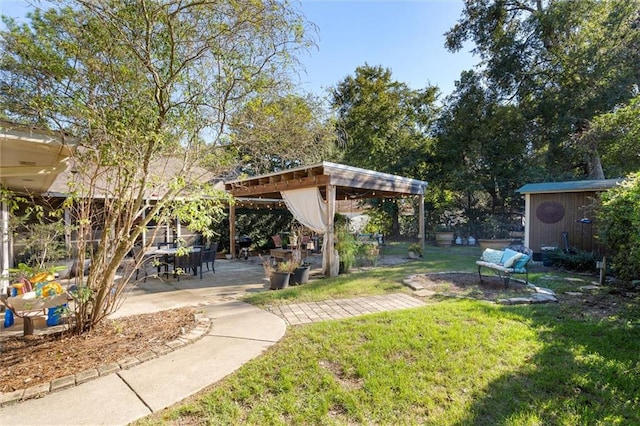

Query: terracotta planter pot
[
  {"left": 477, "top": 238, "right": 512, "bottom": 251},
  {"left": 434, "top": 231, "right": 455, "bottom": 247}
]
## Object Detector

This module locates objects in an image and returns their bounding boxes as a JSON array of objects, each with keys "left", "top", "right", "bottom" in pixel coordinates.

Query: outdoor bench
[{"left": 476, "top": 245, "right": 533, "bottom": 288}]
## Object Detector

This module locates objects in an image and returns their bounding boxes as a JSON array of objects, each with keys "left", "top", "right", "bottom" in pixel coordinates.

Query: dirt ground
[
  {"left": 411, "top": 272, "right": 637, "bottom": 320},
  {"left": 0, "top": 307, "right": 197, "bottom": 394}
]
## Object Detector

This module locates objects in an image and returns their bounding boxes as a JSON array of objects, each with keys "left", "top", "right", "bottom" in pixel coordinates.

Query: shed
[{"left": 517, "top": 179, "right": 622, "bottom": 260}]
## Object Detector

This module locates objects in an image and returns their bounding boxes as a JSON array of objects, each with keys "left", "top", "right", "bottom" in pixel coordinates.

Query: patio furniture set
[{"left": 135, "top": 242, "right": 218, "bottom": 281}]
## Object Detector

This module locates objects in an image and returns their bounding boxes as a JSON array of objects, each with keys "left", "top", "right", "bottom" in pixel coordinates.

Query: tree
[
  {"left": 431, "top": 71, "right": 532, "bottom": 235},
  {"left": 0, "top": 0, "right": 314, "bottom": 333},
  {"left": 578, "top": 95, "right": 640, "bottom": 178},
  {"left": 228, "top": 93, "right": 336, "bottom": 176},
  {"left": 446, "top": 0, "right": 640, "bottom": 179},
  {"left": 330, "top": 64, "right": 438, "bottom": 236}
]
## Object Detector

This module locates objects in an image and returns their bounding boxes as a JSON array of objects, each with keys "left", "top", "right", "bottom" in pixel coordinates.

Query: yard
[{"left": 134, "top": 243, "right": 640, "bottom": 425}]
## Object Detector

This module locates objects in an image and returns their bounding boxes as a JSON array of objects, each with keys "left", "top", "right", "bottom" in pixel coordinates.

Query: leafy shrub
[
  {"left": 597, "top": 173, "right": 640, "bottom": 283},
  {"left": 545, "top": 248, "right": 599, "bottom": 274}
]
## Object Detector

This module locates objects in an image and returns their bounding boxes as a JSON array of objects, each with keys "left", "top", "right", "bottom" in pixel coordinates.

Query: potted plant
[
  {"left": 334, "top": 214, "right": 358, "bottom": 274},
  {"left": 407, "top": 242, "right": 423, "bottom": 259},
  {"left": 262, "top": 257, "right": 296, "bottom": 290},
  {"left": 477, "top": 216, "right": 513, "bottom": 251},
  {"left": 434, "top": 227, "right": 455, "bottom": 247},
  {"left": 433, "top": 210, "right": 464, "bottom": 248},
  {"left": 291, "top": 262, "right": 311, "bottom": 285}
]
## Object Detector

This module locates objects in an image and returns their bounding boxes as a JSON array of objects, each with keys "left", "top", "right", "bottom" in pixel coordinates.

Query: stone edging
[{"left": 0, "top": 315, "right": 212, "bottom": 407}]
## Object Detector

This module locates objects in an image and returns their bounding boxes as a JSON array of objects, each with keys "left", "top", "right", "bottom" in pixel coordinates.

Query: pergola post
[
  {"left": 325, "top": 184, "right": 337, "bottom": 277},
  {"left": 419, "top": 191, "right": 425, "bottom": 253},
  {"left": 1, "top": 200, "right": 10, "bottom": 294},
  {"left": 229, "top": 203, "right": 236, "bottom": 258}
]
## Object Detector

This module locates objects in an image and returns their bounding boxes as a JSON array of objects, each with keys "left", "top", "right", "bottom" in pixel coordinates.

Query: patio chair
[
  {"left": 202, "top": 241, "right": 218, "bottom": 273},
  {"left": 156, "top": 242, "right": 177, "bottom": 276},
  {"left": 129, "top": 245, "right": 149, "bottom": 282},
  {"left": 173, "top": 248, "right": 203, "bottom": 281}
]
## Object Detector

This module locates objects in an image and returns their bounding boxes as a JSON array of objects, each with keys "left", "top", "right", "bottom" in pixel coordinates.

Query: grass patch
[{"left": 136, "top": 244, "right": 640, "bottom": 425}]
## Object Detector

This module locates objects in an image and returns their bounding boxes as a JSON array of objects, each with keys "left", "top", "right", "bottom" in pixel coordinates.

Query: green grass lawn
[{"left": 137, "top": 242, "right": 640, "bottom": 425}]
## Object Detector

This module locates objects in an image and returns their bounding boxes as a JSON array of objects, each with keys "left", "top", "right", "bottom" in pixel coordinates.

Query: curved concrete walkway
[
  {"left": 1, "top": 255, "right": 425, "bottom": 425},
  {"left": 0, "top": 301, "right": 287, "bottom": 425}
]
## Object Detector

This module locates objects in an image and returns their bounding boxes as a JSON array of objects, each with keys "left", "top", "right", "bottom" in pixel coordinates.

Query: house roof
[
  {"left": 225, "top": 161, "right": 428, "bottom": 200},
  {"left": 517, "top": 179, "right": 623, "bottom": 195}
]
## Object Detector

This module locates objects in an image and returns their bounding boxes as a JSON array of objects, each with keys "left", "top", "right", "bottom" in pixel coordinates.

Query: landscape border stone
[{"left": 0, "top": 316, "right": 211, "bottom": 407}]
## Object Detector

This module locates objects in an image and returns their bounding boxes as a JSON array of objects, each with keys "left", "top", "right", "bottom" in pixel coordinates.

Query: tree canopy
[
  {"left": 0, "top": 0, "right": 314, "bottom": 332},
  {"left": 228, "top": 93, "right": 337, "bottom": 176},
  {"left": 446, "top": 0, "right": 640, "bottom": 180}
]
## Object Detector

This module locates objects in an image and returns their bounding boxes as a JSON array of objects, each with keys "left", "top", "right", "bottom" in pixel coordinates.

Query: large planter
[
  {"left": 434, "top": 231, "right": 455, "bottom": 247},
  {"left": 269, "top": 271, "right": 290, "bottom": 290},
  {"left": 477, "top": 238, "right": 512, "bottom": 251},
  {"left": 291, "top": 266, "right": 310, "bottom": 285}
]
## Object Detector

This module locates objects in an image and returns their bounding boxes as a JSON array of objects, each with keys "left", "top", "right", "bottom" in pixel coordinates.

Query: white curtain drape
[
  {"left": 281, "top": 187, "right": 333, "bottom": 273},
  {"left": 281, "top": 187, "right": 328, "bottom": 233}
]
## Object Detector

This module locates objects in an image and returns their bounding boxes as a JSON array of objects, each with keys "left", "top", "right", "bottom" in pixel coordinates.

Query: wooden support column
[
  {"left": 419, "top": 191, "right": 425, "bottom": 253},
  {"left": 325, "top": 184, "right": 337, "bottom": 277},
  {"left": 229, "top": 203, "right": 236, "bottom": 258},
  {"left": 1, "top": 200, "right": 10, "bottom": 294}
]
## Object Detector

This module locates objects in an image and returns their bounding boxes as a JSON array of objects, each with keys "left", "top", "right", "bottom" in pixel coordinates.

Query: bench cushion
[
  {"left": 501, "top": 248, "right": 523, "bottom": 268},
  {"left": 481, "top": 248, "right": 504, "bottom": 264},
  {"left": 513, "top": 254, "right": 531, "bottom": 272},
  {"left": 476, "top": 260, "right": 513, "bottom": 273}
]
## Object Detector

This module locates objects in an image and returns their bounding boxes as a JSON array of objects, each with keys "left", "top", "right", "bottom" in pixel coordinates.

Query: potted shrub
[
  {"left": 433, "top": 210, "right": 464, "bottom": 248},
  {"left": 434, "top": 227, "right": 455, "bottom": 247},
  {"left": 291, "top": 262, "right": 311, "bottom": 285},
  {"left": 334, "top": 215, "right": 358, "bottom": 274},
  {"left": 477, "top": 217, "right": 513, "bottom": 251},
  {"left": 264, "top": 259, "right": 297, "bottom": 290},
  {"left": 407, "top": 242, "right": 423, "bottom": 259}
]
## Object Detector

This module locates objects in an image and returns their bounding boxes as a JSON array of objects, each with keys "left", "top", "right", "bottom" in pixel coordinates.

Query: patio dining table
[{"left": 144, "top": 246, "right": 202, "bottom": 278}]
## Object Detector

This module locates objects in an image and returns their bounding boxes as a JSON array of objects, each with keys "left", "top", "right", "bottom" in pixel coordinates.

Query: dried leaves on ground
[{"left": 1, "top": 307, "right": 197, "bottom": 393}]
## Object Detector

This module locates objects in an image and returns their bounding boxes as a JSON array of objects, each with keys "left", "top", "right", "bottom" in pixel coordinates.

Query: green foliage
[
  {"left": 331, "top": 64, "right": 436, "bottom": 237},
  {"left": 0, "top": 0, "right": 313, "bottom": 333},
  {"left": 597, "top": 173, "right": 640, "bottom": 282},
  {"left": 445, "top": 0, "right": 640, "bottom": 179},
  {"left": 228, "top": 93, "right": 336, "bottom": 175},
  {"left": 334, "top": 214, "right": 358, "bottom": 273},
  {"left": 544, "top": 248, "right": 600, "bottom": 274},
  {"left": 585, "top": 94, "right": 640, "bottom": 177},
  {"left": 331, "top": 64, "right": 438, "bottom": 177},
  {"left": 356, "top": 243, "right": 380, "bottom": 266},
  {"left": 431, "top": 71, "right": 529, "bottom": 228},
  {"left": 407, "top": 242, "right": 423, "bottom": 257},
  {"left": 362, "top": 205, "right": 392, "bottom": 236}
]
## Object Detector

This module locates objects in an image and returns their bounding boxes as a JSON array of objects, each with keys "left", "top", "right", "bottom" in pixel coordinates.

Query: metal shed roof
[{"left": 517, "top": 179, "right": 623, "bottom": 194}]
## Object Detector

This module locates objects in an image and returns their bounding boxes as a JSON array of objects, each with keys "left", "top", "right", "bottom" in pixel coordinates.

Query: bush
[
  {"left": 545, "top": 248, "right": 599, "bottom": 274},
  {"left": 597, "top": 173, "right": 640, "bottom": 283}
]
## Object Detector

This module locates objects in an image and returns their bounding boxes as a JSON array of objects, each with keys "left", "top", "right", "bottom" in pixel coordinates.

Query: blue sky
[
  {"left": 1, "top": 0, "right": 478, "bottom": 99},
  {"left": 297, "top": 0, "right": 478, "bottom": 98}
]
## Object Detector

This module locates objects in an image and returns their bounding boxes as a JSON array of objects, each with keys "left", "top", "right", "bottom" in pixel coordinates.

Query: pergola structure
[
  {"left": 0, "top": 122, "right": 76, "bottom": 292},
  {"left": 225, "top": 161, "right": 429, "bottom": 277}
]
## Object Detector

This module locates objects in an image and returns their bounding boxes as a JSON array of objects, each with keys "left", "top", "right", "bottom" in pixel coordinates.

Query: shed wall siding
[{"left": 529, "top": 192, "right": 599, "bottom": 254}]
